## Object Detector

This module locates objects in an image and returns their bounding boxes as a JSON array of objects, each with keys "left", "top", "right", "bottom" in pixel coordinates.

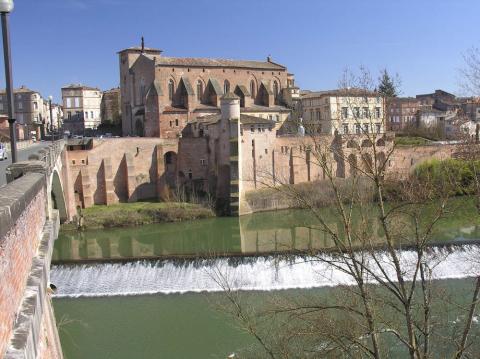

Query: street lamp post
[
  {"left": 0, "top": 0, "right": 16, "bottom": 162},
  {"left": 49, "top": 95, "right": 53, "bottom": 143}
]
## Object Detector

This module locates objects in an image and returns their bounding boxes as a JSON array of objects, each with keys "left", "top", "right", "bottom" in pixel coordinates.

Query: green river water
[{"left": 52, "top": 199, "right": 480, "bottom": 358}]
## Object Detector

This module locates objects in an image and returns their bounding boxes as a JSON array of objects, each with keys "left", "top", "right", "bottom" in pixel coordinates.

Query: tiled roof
[
  {"left": 0, "top": 86, "right": 38, "bottom": 94},
  {"left": 221, "top": 92, "right": 239, "bottom": 100},
  {"left": 240, "top": 114, "right": 276, "bottom": 125},
  {"left": 147, "top": 80, "right": 163, "bottom": 96},
  {"left": 243, "top": 105, "right": 291, "bottom": 113},
  {"left": 117, "top": 46, "right": 162, "bottom": 54},
  {"left": 152, "top": 56, "right": 286, "bottom": 70},
  {"left": 180, "top": 77, "right": 194, "bottom": 96},
  {"left": 163, "top": 106, "right": 188, "bottom": 113},
  {"left": 301, "top": 88, "right": 379, "bottom": 99},
  {"left": 62, "top": 84, "right": 100, "bottom": 91},
  {"left": 235, "top": 85, "right": 250, "bottom": 97}
]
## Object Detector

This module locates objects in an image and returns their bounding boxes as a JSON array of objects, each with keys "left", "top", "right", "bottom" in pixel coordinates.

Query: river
[{"left": 52, "top": 200, "right": 480, "bottom": 358}]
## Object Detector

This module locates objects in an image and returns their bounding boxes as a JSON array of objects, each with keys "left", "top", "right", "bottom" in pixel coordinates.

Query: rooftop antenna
[{"left": 141, "top": 36, "right": 145, "bottom": 53}]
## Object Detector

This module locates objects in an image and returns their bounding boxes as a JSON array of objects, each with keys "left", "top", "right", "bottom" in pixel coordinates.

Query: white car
[{"left": 0, "top": 143, "right": 7, "bottom": 160}]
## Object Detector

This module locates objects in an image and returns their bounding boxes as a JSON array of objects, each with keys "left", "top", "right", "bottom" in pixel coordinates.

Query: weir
[{"left": 51, "top": 244, "right": 480, "bottom": 298}]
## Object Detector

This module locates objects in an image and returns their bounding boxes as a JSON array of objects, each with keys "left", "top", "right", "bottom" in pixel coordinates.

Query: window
[
  {"left": 316, "top": 110, "right": 321, "bottom": 121},
  {"left": 354, "top": 107, "right": 360, "bottom": 118},
  {"left": 355, "top": 124, "right": 361, "bottom": 134},
  {"left": 168, "top": 79, "right": 174, "bottom": 100},
  {"left": 341, "top": 107, "right": 348, "bottom": 119},
  {"left": 66, "top": 98, "right": 72, "bottom": 108},
  {"left": 375, "top": 107, "right": 381, "bottom": 118},
  {"left": 74, "top": 97, "right": 80, "bottom": 107},
  {"left": 224, "top": 80, "right": 230, "bottom": 94},
  {"left": 175, "top": 118, "right": 179, "bottom": 126},
  {"left": 170, "top": 121, "right": 173, "bottom": 127},
  {"left": 250, "top": 125, "right": 254, "bottom": 133},
  {"left": 18, "top": 101, "right": 23, "bottom": 110},
  {"left": 363, "top": 124, "right": 369, "bottom": 133},
  {"left": 362, "top": 107, "right": 369, "bottom": 118},
  {"left": 273, "top": 81, "right": 279, "bottom": 97},
  {"left": 310, "top": 109, "right": 314, "bottom": 120},
  {"left": 90, "top": 111, "right": 94, "bottom": 118},
  {"left": 33, "top": 102, "right": 38, "bottom": 110},
  {"left": 375, "top": 123, "right": 381, "bottom": 133},
  {"left": 276, "top": 115, "right": 280, "bottom": 122},
  {"left": 343, "top": 123, "right": 349, "bottom": 134},
  {"left": 200, "top": 159, "right": 206, "bottom": 166},
  {"left": 250, "top": 80, "right": 256, "bottom": 99},
  {"left": 85, "top": 111, "right": 88, "bottom": 119},
  {"left": 196, "top": 80, "right": 203, "bottom": 101},
  {"left": 67, "top": 111, "right": 71, "bottom": 120},
  {"left": 17, "top": 113, "right": 23, "bottom": 123}
]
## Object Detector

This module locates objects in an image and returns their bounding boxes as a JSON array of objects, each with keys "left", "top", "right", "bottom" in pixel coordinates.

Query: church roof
[
  {"left": 180, "top": 77, "right": 195, "bottom": 96},
  {"left": 152, "top": 56, "right": 286, "bottom": 70},
  {"left": 147, "top": 80, "right": 163, "bottom": 96},
  {"left": 235, "top": 85, "right": 250, "bottom": 97},
  {"left": 208, "top": 78, "right": 223, "bottom": 95}
]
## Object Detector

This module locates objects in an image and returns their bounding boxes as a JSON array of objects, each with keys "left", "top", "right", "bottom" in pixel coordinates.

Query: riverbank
[{"left": 62, "top": 202, "right": 214, "bottom": 231}]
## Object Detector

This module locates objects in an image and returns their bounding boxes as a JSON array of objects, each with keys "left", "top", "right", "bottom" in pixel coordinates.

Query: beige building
[
  {"left": 62, "top": 84, "right": 102, "bottom": 129},
  {"left": 42, "top": 101, "right": 63, "bottom": 132},
  {"left": 301, "top": 89, "right": 385, "bottom": 135},
  {"left": 0, "top": 86, "right": 47, "bottom": 139}
]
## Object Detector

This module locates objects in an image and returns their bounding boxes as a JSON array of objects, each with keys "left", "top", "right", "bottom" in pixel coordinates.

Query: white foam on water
[{"left": 51, "top": 245, "right": 480, "bottom": 298}]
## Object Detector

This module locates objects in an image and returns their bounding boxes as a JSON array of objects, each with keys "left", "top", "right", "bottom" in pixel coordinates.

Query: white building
[
  {"left": 300, "top": 89, "right": 385, "bottom": 135},
  {"left": 61, "top": 84, "right": 102, "bottom": 129}
]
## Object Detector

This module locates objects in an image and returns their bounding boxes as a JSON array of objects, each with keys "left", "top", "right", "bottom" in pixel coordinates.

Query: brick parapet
[{"left": 0, "top": 173, "right": 63, "bottom": 358}]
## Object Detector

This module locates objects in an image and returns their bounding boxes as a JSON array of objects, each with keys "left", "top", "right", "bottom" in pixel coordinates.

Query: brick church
[{"left": 118, "top": 41, "right": 299, "bottom": 138}]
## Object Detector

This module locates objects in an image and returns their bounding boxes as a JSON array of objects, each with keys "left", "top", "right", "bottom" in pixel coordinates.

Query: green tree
[{"left": 377, "top": 69, "right": 399, "bottom": 97}]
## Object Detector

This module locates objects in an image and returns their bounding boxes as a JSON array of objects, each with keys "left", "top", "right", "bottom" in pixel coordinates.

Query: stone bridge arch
[{"left": 51, "top": 169, "right": 68, "bottom": 223}]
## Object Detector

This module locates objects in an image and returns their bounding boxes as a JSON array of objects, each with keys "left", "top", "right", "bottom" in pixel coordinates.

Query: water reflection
[{"left": 53, "top": 208, "right": 480, "bottom": 263}]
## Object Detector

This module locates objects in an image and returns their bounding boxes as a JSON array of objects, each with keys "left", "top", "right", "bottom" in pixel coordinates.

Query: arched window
[
  {"left": 168, "top": 79, "right": 174, "bottom": 101},
  {"left": 273, "top": 80, "right": 279, "bottom": 97},
  {"left": 196, "top": 80, "right": 203, "bottom": 101},
  {"left": 250, "top": 80, "right": 256, "bottom": 99},
  {"left": 224, "top": 80, "right": 230, "bottom": 94}
]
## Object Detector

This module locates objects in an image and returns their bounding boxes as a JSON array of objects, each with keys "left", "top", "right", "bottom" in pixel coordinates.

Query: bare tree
[
  {"left": 460, "top": 47, "right": 480, "bottom": 96},
  {"left": 213, "top": 67, "right": 480, "bottom": 358}
]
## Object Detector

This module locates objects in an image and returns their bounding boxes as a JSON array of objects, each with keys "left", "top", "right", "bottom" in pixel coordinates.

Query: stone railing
[{"left": 6, "top": 140, "right": 65, "bottom": 184}]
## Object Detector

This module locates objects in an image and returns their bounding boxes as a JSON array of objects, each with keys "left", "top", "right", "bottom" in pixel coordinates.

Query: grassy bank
[
  {"left": 63, "top": 202, "right": 214, "bottom": 231},
  {"left": 394, "top": 135, "right": 432, "bottom": 146}
]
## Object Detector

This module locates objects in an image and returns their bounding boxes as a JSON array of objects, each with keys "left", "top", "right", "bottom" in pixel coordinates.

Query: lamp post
[
  {"left": 0, "top": 0, "right": 16, "bottom": 162},
  {"left": 49, "top": 95, "right": 53, "bottom": 143}
]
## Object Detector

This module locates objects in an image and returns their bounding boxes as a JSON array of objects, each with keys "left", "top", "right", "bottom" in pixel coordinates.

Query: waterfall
[{"left": 51, "top": 245, "right": 480, "bottom": 298}]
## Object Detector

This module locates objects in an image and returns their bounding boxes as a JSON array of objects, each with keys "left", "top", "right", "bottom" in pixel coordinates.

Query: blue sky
[{"left": 3, "top": 0, "right": 480, "bottom": 102}]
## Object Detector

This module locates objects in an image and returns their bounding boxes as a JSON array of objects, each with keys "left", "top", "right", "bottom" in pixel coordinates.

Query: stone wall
[
  {"left": 67, "top": 138, "right": 178, "bottom": 208},
  {"left": 0, "top": 173, "right": 63, "bottom": 358}
]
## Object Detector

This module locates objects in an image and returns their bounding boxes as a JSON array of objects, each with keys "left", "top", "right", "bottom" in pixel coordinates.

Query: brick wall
[{"left": 0, "top": 173, "right": 63, "bottom": 358}]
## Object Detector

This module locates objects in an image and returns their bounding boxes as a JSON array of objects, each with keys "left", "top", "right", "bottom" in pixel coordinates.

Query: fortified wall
[
  {"left": 0, "top": 144, "right": 66, "bottom": 358},
  {"left": 67, "top": 138, "right": 178, "bottom": 208},
  {"left": 67, "top": 134, "right": 463, "bottom": 216}
]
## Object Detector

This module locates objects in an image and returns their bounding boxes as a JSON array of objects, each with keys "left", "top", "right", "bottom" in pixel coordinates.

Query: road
[{"left": 0, "top": 142, "right": 50, "bottom": 186}]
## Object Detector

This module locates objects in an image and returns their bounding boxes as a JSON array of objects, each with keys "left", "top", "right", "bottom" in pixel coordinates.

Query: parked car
[{"left": 0, "top": 143, "right": 8, "bottom": 160}]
